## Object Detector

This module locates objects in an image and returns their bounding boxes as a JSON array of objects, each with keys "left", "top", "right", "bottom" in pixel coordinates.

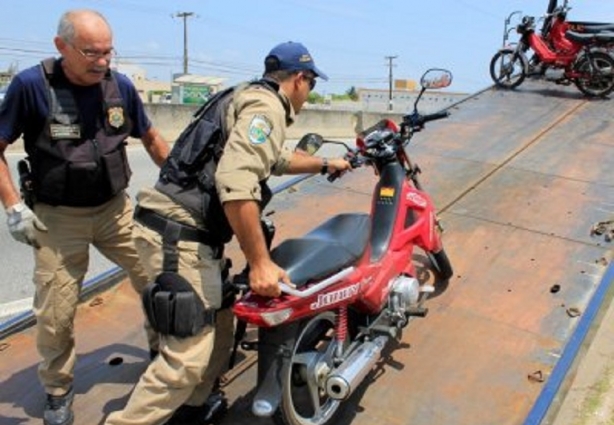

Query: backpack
[{"left": 156, "top": 79, "right": 282, "bottom": 244}]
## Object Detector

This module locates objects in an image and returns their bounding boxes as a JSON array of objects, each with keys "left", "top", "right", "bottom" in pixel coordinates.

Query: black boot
[
  {"left": 164, "top": 391, "right": 228, "bottom": 425},
  {"left": 43, "top": 387, "right": 74, "bottom": 425}
]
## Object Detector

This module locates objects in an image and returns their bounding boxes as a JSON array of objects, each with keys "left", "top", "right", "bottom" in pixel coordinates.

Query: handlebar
[
  {"left": 326, "top": 109, "right": 450, "bottom": 183},
  {"left": 327, "top": 151, "right": 361, "bottom": 182},
  {"left": 403, "top": 110, "right": 450, "bottom": 129}
]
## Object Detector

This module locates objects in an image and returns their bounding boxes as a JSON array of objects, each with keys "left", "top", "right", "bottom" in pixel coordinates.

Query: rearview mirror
[
  {"left": 295, "top": 133, "right": 324, "bottom": 155},
  {"left": 420, "top": 69, "right": 453, "bottom": 90}
]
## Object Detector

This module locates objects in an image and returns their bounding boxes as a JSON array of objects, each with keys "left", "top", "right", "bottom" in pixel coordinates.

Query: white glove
[{"left": 6, "top": 202, "right": 48, "bottom": 248}]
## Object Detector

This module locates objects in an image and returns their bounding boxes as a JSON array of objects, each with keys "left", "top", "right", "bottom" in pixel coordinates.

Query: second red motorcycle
[{"left": 489, "top": 2, "right": 614, "bottom": 97}]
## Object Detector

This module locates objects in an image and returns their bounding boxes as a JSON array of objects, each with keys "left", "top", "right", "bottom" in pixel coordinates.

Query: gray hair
[{"left": 57, "top": 9, "right": 110, "bottom": 43}]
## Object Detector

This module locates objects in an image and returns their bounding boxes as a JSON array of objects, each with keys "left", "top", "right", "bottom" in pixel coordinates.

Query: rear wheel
[
  {"left": 276, "top": 312, "right": 342, "bottom": 425},
  {"left": 490, "top": 49, "right": 528, "bottom": 89},
  {"left": 574, "top": 51, "right": 614, "bottom": 97}
]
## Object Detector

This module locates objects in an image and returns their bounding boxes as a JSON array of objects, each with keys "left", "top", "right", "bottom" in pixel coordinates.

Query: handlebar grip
[
  {"left": 421, "top": 110, "right": 450, "bottom": 124},
  {"left": 327, "top": 170, "right": 342, "bottom": 182}
]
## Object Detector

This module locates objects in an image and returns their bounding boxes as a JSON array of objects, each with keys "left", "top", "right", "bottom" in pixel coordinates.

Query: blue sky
[{"left": 1, "top": 0, "right": 614, "bottom": 94}]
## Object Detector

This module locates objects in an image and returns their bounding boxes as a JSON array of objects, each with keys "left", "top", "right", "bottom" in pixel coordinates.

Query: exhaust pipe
[{"left": 325, "top": 335, "right": 388, "bottom": 400}]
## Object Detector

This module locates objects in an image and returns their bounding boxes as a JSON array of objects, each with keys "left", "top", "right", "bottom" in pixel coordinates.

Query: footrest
[{"left": 406, "top": 307, "right": 429, "bottom": 317}]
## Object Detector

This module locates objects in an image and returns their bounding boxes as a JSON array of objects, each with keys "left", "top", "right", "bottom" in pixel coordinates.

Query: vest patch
[
  {"left": 248, "top": 115, "right": 272, "bottom": 145},
  {"left": 49, "top": 123, "right": 81, "bottom": 139}
]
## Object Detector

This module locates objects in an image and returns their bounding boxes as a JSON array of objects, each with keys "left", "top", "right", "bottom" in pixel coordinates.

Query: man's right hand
[
  {"left": 6, "top": 202, "right": 48, "bottom": 249},
  {"left": 248, "top": 259, "right": 290, "bottom": 298}
]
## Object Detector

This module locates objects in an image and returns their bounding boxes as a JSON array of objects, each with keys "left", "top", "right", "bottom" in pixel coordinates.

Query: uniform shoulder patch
[{"left": 248, "top": 115, "right": 273, "bottom": 145}]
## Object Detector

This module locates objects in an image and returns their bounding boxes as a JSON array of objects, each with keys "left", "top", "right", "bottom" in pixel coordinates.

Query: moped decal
[
  {"left": 310, "top": 283, "right": 360, "bottom": 310},
  {"left": 407, "top": 191, "right": 427, "bottom": 208},
  {"left": 380, "top": 187, "right": 395, "bottom": 198}
]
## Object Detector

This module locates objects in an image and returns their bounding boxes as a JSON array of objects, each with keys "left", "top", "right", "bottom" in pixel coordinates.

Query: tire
[
  {"left": 275, "top": 312, "right": 342, "bottom": 425},
  {"left": 489, "top": 49, "right": 528, "bottom": 89},
  {"left": 573, "top": 51, "right": 614, "bottom": 97},
  {"left": 426, "top": 248, "right": 454, "bottom": 280}
]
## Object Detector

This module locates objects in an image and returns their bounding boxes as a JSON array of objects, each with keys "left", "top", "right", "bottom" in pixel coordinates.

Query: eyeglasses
[
  {"left": 302, "top": 73, "right": 317, "bottom": 91},
  {"left": 71, "top": 44, "right": 115, "bottom": 61}
]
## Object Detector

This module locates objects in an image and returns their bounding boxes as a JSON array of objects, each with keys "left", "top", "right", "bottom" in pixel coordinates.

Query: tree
[
  {"left": 308, "top": 92, "right": 325, "bottom": 104},
  {"left": 346, "top": 86, "right": 358, "bottom": 101}
]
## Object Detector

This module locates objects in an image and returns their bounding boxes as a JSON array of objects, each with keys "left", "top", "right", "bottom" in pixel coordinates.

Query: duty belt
[{"left": 134, "top": 205, "right": 224, "bottom": 260}]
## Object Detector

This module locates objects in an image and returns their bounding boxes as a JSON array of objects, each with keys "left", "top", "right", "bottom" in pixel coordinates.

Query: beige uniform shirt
[{"left": 215, "top": 83, "right": 295, "bottom": 204}]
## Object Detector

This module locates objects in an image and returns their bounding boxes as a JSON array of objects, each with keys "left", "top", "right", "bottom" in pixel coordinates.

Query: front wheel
[
  {"left": 573, "top": 51, "right": 614, "bottom": 97},
  {"left": 276, "top": 312, "right": 342, "bottom": 425},
  {"left": 489, "top": 49, "right": 528, "bottom": 89},
  {"left": 426, "top": 248, "right": 454, "bottom": 280}
]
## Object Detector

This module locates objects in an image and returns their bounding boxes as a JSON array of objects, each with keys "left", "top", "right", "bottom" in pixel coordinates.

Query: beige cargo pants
[
  {"left": 33, "top": 193, "right": 158, "bottom": 396},
  {"left": 104, "top": 196, "right": 234, "bottom": 425}
]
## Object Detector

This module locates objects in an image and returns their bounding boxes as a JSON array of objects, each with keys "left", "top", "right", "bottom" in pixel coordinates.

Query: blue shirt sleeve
[
  {"left": 114, "top": 72, "right": 152, "bottom": 139},
  {"left": 0, "top": 66, "right": 48, "bottom": 144}
]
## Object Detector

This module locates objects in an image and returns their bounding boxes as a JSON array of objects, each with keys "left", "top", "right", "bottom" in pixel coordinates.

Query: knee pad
[{"left": 142, "top": 272, "right": 212, "bottom": 338}]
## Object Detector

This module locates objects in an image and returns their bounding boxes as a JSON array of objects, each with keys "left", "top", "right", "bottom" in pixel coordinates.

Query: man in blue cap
[{"left": 105, "top": 41, "right": 350, "bottom": 425}]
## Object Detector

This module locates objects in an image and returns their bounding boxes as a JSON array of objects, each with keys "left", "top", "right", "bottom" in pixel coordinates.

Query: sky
[{"left": 2, "top": 0, "right": 614, "bottom": 95}]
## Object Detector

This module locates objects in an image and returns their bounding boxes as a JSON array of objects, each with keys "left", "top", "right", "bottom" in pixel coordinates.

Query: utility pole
[
  {"left": 385, "top": 55, "right": 397, "bottom": 111},
  {"left": 175, "top": 12, "right": 195, "bottom": 75}
]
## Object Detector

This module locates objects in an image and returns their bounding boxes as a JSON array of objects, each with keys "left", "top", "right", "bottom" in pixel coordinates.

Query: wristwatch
[{"left": 320, "top": 158, "right": 329, "bottom": 175}]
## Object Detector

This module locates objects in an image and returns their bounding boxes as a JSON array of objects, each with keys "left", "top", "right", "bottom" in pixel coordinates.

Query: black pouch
[{"left": 142, "top": 271, "right": 210, "bottom": 338}]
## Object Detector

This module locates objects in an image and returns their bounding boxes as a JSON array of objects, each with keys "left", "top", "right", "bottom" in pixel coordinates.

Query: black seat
[
  {"left": 565, "top": 30, "right": 614, "bottom": 45},
  {"left": 579, "top": 24, "right": 614, "bottom": 34},
  {"left": 271, "top": 213, "right": 371, "bottom": 286}
]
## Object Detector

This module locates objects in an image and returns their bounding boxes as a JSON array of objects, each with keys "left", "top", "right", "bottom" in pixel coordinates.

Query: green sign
[{"left": 181, "top": 84, "right": 211, "bottom": 104}]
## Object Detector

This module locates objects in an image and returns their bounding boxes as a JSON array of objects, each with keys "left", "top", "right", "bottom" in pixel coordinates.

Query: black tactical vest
[
  {"left": 156, "top": 79, "right": 288, "bottom": 244},
  {"left": 31, "top": 58, "right": 133, "bottom": 207}
]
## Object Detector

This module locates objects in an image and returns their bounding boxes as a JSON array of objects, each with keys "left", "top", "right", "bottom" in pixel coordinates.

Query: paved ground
[{"left": 547, "top": 244, "right": 614, "bottom": 425}]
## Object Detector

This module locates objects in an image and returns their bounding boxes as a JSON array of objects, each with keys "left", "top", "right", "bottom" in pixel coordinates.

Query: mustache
[{"left": 89, "top": 66, "right": 108, "bottom": 74}]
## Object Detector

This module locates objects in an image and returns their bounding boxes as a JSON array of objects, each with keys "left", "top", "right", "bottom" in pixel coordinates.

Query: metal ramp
[{"left": 1, "top": 80, "right": 613, "bottom": 425}]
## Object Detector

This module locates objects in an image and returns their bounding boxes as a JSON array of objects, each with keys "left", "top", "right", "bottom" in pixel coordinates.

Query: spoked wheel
[
  {"left": 276, "top": 312, "right": 342, "bottom": 425},
  {"left": 574, "top": 51, "right": 614, "bottom": 97},
  {"left": 489, "top": 49, "right": 528, "bottom": 89}
]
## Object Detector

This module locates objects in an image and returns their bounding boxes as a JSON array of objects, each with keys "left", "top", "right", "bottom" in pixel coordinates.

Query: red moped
[
  {"left": 231, "top": 69, "right": 454, "bottom": 425},
  {"left": 489, "top": 2, "right": 614, "bottom": 97},
  {"left": 538, "top": 0, "right": 614, "bottom": 67}
]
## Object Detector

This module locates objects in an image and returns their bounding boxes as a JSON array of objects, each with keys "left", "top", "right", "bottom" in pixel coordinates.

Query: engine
[{"left": 389, "top": 275, "right": 420, "bottom": 326}]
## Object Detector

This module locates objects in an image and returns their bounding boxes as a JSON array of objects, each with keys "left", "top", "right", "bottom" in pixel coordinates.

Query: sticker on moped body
[
  {"left": 407, "top": 191, "right": 427, "bottom": 208},
  {"left": 380, "top": 187, "right": 395, "bottom": 198},
  {"left": 310, "top": 283, "right": 360, "bottom": 310}
]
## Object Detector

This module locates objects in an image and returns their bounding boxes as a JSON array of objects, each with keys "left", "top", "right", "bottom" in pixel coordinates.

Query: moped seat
[
  {"left": 565, "top": 30, "right": 614, "bottom": 45},
  {"left": 578, "top": 24, "right": 614, "bottom": 34},
  {"left": 271, "top": 213, "right": 371, "bottom": 286}
]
